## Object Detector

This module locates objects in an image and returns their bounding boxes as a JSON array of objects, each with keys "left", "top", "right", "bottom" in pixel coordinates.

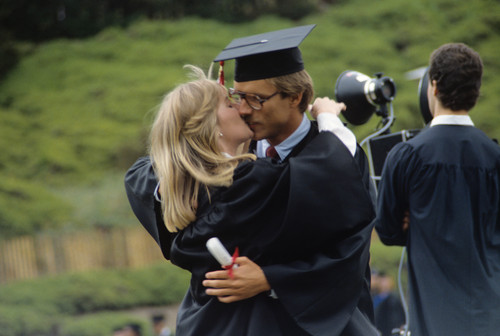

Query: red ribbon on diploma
[{"left": 222, "top": 246, "right": 239, "bottom": 279}]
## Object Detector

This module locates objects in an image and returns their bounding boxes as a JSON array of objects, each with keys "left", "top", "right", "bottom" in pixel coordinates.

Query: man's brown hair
[
  {"left": 429, "top": 43, "right": 483, "bottom": 111},
  {"left": 267, "top": 70, "right": 314, "bottom": 113}
]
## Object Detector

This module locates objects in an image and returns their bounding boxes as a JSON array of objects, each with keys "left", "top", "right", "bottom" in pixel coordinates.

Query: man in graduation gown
[
  {"left": 375, "top": 43, "right": 500, "bottom": 336},
  {"left": 125, "top": 25, "right": 378, "bottom": 335},
  {"left": 169, "top": 129, "right": 377, "bottom": 336}
]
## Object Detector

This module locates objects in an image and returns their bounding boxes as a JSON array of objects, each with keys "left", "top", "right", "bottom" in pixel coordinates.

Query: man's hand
[
  {"left": 309, "top": 97, "right": 346, "bottom": 119},
  {"left": 203, "top": 257, "right": 271, "bottom": 303}
]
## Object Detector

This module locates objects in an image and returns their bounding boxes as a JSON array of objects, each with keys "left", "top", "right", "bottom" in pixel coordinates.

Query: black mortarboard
[{"left": 214, "top": 24, "right": 316, "bottom": 82}]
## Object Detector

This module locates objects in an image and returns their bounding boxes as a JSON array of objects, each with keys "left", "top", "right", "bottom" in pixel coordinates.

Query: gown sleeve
[
  {"left": 374, "top": 142, "right": 415, "bottom": 246},
  {"left": 124, "top": 156, "right": 175, "bottom": 259}
]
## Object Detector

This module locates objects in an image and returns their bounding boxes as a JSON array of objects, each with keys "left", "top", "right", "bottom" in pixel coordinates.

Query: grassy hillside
[{"left": 0, "top": 0, "right": 499, "bottom": 237}]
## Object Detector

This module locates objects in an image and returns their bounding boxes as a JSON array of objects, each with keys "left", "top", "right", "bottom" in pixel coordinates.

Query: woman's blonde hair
[{"left": 150, "top": 65, "right": 254, "bottom": 232}]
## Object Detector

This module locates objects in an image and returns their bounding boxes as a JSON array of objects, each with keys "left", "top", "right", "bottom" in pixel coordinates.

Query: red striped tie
[{"left": 266, "top": 146, "right": 278, "bottom": 159}]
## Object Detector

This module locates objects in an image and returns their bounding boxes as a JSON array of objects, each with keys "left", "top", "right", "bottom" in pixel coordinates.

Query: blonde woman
[
  {"left": 125, "top": 66, "right": 376, "bottom": 336},
  {"left": 150, "top": 65, "right": 255, "bottom": 233},
  {"left": 125, "top": 65, "right": 254, "bottom": 258}
]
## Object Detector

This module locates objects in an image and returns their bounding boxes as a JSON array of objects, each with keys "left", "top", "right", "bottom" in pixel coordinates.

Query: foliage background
[
  {"left": 0, "top": 0, "right": 499, "bottom": 334},
  {"left": 1, "top": 0, "right": 499, "bottom": 239}
]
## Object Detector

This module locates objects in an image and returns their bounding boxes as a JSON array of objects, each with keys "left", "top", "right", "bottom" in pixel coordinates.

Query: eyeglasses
[{"left": 228, "top": 88, "right": 282, "bottom": 110}]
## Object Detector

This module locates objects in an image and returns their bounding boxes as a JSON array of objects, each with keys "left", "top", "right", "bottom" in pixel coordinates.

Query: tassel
[{"left": 218, "top": 61, "right": 225, "bottom": 86}]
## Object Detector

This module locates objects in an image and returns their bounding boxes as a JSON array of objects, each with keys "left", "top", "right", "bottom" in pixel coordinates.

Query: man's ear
[
  {"left": 431, "top": 80, "right": 439, "bottom": 96},
  {"left": 289, "top": 92, "right": 303, "bottom": 107}
]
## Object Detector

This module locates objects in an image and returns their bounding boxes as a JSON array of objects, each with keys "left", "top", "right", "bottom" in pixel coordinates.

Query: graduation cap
[{"left": 214, "top": 24, "right": 316, "bottom": 83}]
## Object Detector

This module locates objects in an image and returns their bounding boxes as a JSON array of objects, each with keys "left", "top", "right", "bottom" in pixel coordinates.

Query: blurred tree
[
  {"left": 275, "top": 0, "right": 318, "bottom": 20},
  {"left": 0, "top": 30, "right": 18, "bottom": 80},
  {"left": 0, "top": 0, "right": 316, "bottom": 42}
]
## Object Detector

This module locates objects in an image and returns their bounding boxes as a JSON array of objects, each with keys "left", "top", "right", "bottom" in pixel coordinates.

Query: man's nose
[{"left": 238, "top": 100, "right": 253, "bottom": 116}]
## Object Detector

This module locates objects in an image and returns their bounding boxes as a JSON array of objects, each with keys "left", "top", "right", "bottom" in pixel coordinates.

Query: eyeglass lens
[{"left": 229, "top": 89, "right": 264, "bottom": 110}]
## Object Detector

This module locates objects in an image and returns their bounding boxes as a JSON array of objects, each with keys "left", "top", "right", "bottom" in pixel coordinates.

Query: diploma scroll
[{"left": 206, "top": 237, "right": 238, "bottom": 269}]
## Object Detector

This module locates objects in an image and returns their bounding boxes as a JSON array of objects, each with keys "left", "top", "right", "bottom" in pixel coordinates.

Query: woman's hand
[{"left": 309, "top": 97, "right": 346, "bottom": 119}]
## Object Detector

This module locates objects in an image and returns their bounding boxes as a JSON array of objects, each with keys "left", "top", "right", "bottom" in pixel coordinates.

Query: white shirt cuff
[{"left": 317, "top": 113, "right": 357, "bottom": 157}]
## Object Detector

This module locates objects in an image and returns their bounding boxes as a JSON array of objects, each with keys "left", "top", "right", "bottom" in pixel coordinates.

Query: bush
[
  {"left": 0, "top": 176, "right": 72, "bottom": 239},
  {"left": 0, "top": 306, "right": 56, "bottom": 336},
  {"left": 0, "top": 306, "right": 151, "bottom": 336},
  {"left": 59, "top": 312, "right": 150, "bottom": 336},
  {"left": 0, "top": 262, "right": 189, "bottom": 315},
  {"left": 0, "top": 262, "right": 188, "bottom": 336}
]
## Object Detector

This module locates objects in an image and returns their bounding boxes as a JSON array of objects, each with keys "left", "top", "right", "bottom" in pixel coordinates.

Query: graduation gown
[
  {"left": 375, "top": 125, "right": 500, "bottom": 336},
  {"left": 125, "top": 124, "right": 378, "bottom": 335},
  {"left": 373, "top": 292, "right": 406, "bottom": 336},
  {"left": 169, "top": 131, "right": 377, "bottom": 336},
  {"left": 124, "top": 156, "right": 175, "bottom": 260}
]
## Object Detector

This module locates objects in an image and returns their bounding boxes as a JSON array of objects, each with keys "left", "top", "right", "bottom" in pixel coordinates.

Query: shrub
[
  {"left": 0, "top": 306, "right": 56, "bottom": 336},
  {"left": 59, "top": 312, "right": 151, "bottom": 336},
  {"left": 0, "top": 176, "right": 72, "bottom": 239},
  {"left": 0, "top": 262, "right": 188, "bottom": 336},
  {"left": 0, "top": 262, "right": 189, "bottom": 315}
]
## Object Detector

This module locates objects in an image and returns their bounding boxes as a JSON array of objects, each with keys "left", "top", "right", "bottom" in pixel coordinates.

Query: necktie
[{"left": 266, "top": 146, "right": 279, "bottom": 159}]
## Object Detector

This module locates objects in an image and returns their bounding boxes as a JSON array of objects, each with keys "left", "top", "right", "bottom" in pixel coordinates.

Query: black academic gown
[
  {"left": 373, "top": 292, "right": 406, "bottom": 336},
  {"left": 124, "top": 122, "right": 378, "bottom": 336},
  {"left": 124, "top": 157, "right": 175, "bottom": 260},
  {"left": 171, "top": 131, "right": 377, "bottom": 336},
  {"left": 375, "top": 125, "right": 500, "bottom": 336}
]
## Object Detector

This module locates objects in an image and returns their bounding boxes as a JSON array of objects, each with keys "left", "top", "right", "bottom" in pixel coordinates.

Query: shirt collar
[
  {"left": 430, "top": 114, "right": 474, "bottom": 127},
  {"left": 257, "top": 113, "right": 311, "bottom": 160}
]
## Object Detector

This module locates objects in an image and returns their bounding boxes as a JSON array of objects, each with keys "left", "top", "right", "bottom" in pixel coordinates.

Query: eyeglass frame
[{"left": 228, "top": 88, "right": 282, "bottom": 110}]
